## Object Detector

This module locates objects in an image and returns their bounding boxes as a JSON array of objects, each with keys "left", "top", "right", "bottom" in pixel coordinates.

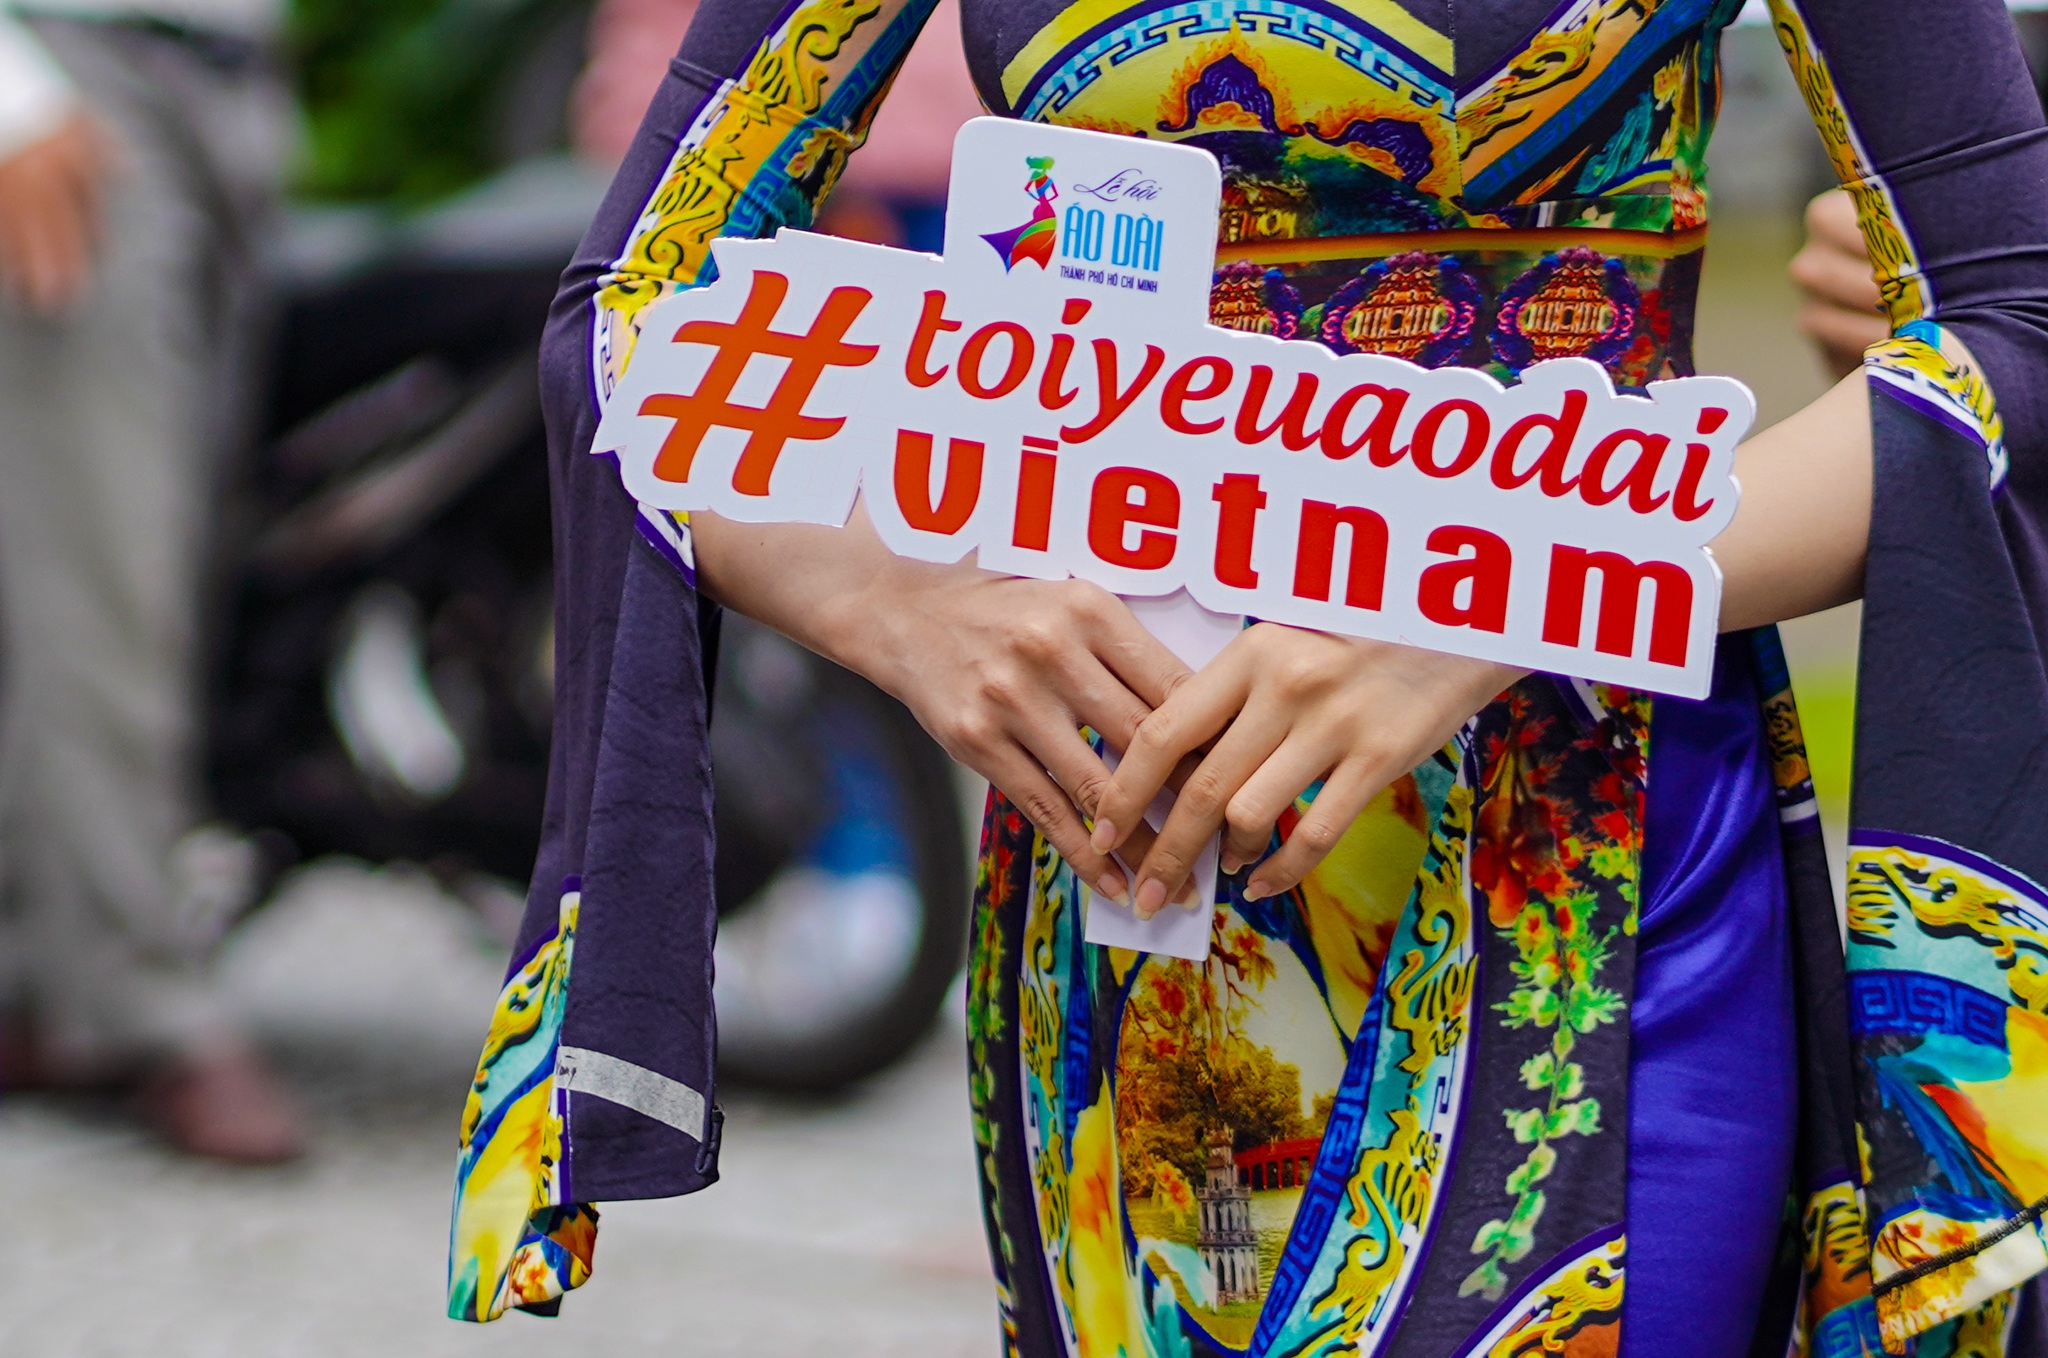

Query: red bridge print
[{"left": 1234, "top": 1136, "right": 1320, "bottom": 1190}]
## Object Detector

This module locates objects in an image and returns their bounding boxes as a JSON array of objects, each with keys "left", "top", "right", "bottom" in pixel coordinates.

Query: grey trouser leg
[{"left": 0, "top": 20, "right": 288, "bottom": 1070}]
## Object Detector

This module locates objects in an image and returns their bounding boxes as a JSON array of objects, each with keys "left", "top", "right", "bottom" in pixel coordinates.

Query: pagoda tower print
[{"left": 1196, "top": 1133, "right": 1259, "bottom": 1304}]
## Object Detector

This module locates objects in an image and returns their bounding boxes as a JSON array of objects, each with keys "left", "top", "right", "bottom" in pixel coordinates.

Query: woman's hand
[
  {"left": 1089, "top": 623, "right": 1524, "bottom": 916},
  {"left": 852, "top": 570, "right": 1193, "bottom": 900},
  {"left": 0, "top": 111, "right": 113, "bottom": 316},
  {"left": 692, "top": 504, "right": 1190, "bottom": 900},
  {"left": 1790, "top": 188, "right": 1888, "bottom": 380}
]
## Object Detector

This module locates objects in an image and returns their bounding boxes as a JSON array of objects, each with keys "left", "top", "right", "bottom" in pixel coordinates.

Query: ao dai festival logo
[
  {"left": 977, "top": 153, "right": 1171, "bottom": 294},
  {"left": 980, "top": 155, "right": 1167, "bottom": 290}
]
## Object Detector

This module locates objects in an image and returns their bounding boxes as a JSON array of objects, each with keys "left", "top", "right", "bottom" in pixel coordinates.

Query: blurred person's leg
[{"left": 0, "top": 18, "right": 302, "bottom": 1160}]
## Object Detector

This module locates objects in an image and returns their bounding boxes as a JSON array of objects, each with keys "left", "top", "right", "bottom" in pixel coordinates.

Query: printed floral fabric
[
  {"left": 970, "top": 678, "right": 1650, "bottom": 1358},
  {"left": 448, "top": 890, "right": 595, "bottom": 1321},
  {"left": 1769, "top": 0, "right": 2048, "bottom": 1347},
  {"left": 449, "top": 0, "right": 2048, "bottom": 1349},
  {"left": 1003, "top": 0, "right": 1722, "bottom": 391},
  {"left": 1844, "top": 834, "right": 2048, "bottom": 1341}
]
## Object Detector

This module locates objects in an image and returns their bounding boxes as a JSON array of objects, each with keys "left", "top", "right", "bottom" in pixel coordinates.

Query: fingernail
[
  {"left": 1089, "top": 819, "right": 1118, "bottom": 854},
  {"left": 1094, "top": 872, "right": 1127, "bottom": 904},
  {"left": 1174, "top": 877, "right": 1198, "bottom": 906},
  {"left": 1220, "top": 852, "right": 1244, "bottom": 874},
  {"left": 1134, "top": 877, "right": 1166, "bottom": 918},
  {"left": 1244, "top": 878, "right": 1272, "bottom": 902}
]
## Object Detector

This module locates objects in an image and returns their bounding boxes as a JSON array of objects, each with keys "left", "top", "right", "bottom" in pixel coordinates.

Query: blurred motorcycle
[{"left": 207, "top": 161, "right": 970, "bottom": 1091}]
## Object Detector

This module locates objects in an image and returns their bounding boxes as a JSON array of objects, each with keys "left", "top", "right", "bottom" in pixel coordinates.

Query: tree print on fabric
[{"left": 1116, "top": 918, "right": 1322, "bottom": 1198}]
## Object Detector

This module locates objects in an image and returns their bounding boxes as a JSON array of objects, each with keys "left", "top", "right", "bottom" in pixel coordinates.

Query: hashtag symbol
[{"left": 639, "top": 270, "right": 879, "bottom": 496}]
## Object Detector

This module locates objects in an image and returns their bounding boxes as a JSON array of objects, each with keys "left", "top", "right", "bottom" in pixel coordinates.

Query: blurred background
[{"left": 0, "top": 1, "right": 2025, "bottom": 1353}]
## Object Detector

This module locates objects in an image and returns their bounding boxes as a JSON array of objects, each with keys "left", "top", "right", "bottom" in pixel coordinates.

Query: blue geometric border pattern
[{"left": 1011, "top": 0, "right": 1452, "bottom": 124}]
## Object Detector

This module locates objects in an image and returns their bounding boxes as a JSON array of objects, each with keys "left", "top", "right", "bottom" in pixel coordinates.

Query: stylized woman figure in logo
[{"left": 981, "top": 155, "right": 1058, "bottom": 271}]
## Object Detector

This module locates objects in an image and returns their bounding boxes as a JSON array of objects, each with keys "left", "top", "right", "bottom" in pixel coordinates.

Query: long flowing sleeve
[
  {"left": 446, "top": 0, "right": 943, "bottom": 1322},
  {"left": 1765, "top": 2, "right": 2048, "bottom": 1348}
]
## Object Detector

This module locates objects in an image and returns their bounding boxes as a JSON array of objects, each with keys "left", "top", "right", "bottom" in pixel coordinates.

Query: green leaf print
[
  {"left": 1458, "top": 1257, "right": 1509, "bottom": 1299},
  {"left": 1501, "top": 985, "right": 1559, "bottom": 1028},
  {"left": 1504, "top": 1143, "right": 1558, "bottom": 1194},
  {"left": 1467, "top": 890, "right": 1627, "bottom": 1300},
  {"left": 1566, "top": 984, "right": 1625, "bottom": 1034}
]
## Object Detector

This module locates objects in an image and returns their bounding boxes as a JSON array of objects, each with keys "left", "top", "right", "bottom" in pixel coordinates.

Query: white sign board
[{"left": 596, "top": 118, "right": 1752, "bottom": 958}]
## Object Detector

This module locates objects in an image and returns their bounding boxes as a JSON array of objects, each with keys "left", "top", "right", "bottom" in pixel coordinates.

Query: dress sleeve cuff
[{"left": 0, "top": 19, "right": 77, "bottom": 163}]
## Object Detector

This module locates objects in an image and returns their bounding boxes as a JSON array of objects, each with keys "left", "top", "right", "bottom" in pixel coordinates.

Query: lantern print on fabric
[
  {"left": 1209, "top": 261, "right": 1304, "bottom": 339},
  {"left": 1490, "top": 248, "right": 1642, "bottom": 374},
  {"left": 1318, "top": 252, "right": 1481, "bottom": 367}
]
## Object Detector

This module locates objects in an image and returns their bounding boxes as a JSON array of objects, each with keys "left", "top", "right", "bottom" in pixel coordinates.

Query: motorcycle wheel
[
  {"left": 710, "top": 619, "right": 969, "bottom": 1092},
  {"left": 216, "top": 234, "right": 972, "bottom": 1094}
]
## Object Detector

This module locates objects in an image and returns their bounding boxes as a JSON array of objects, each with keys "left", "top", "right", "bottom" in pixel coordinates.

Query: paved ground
[{"left": 0, "top": 863, "right": 997, "bottom": 1358}]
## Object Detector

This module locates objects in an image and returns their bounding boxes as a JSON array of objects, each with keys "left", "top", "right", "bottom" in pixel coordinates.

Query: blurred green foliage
[
  {"left": 1794, "top": 667, "right": 1856, "bottom": 824},
  {"left": 290, "top": 0, "right": 588, "bottom": 202}
]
